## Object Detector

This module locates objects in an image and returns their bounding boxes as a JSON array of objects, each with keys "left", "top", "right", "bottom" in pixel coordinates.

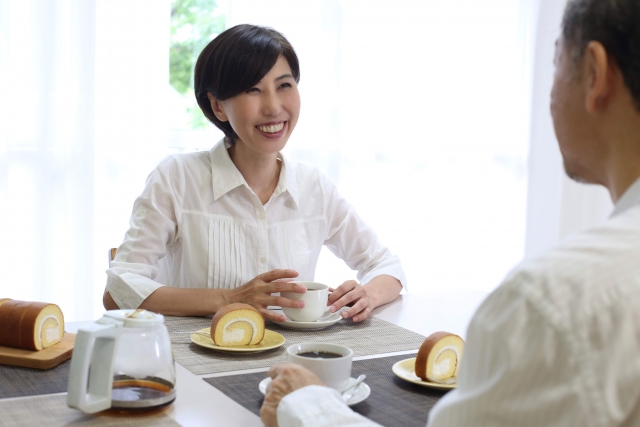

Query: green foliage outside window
[{"left": 170, "top": 0, "right": 225, "bottom": 129}]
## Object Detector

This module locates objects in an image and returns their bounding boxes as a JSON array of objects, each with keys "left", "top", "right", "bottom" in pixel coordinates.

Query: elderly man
[{"left": 260, "top": 0, "right": 640, "bottom": 425}]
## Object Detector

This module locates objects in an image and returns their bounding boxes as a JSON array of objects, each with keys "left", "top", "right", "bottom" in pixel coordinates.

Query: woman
[{"left": 103, "top": 24, "right": 405, "bottom": 322}]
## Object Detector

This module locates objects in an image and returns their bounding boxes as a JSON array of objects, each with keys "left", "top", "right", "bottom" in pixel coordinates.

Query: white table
[{"left": 66, "top": 290, "right": 487, "bottom": 427}]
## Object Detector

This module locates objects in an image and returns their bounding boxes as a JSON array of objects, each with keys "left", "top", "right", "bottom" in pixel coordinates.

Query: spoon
[{"left": 341, "top": 374, "right": 366, "bottom": 402}]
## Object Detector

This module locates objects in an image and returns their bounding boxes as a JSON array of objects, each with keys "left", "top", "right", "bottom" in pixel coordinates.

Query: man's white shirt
[
  {"left": 106, "top": 140, "right": 406, "bottom": 308},
  {"left": 277, "top": 178, "right": 640, "bottom": 427}
]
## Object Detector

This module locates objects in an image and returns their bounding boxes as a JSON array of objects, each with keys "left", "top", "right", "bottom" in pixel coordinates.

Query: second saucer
[{"left": 271, "top": 308, "right": 343, "bottom": 330}]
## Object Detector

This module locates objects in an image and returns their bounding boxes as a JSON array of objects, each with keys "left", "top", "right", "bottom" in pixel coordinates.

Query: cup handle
[{"left": 67, "top": 318, "right": 122, "bottom": 413}]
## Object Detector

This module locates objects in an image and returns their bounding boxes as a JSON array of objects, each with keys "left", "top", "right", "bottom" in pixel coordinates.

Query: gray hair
[{"left": 562, "top": 0, "right": 640, "bottom": 110}]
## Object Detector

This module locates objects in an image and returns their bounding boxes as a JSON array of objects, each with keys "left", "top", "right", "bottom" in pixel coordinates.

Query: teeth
[{"left": 257, "top": 122, "right": 284, "bottom": 133}]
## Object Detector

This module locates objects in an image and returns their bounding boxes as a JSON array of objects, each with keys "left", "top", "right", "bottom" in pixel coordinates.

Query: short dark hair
[
  {"left": 561, "top": 0, "right": 640, "bottom": 110},
  {"left": 194, "top": 24, "right": 301, "bottom": 144}
]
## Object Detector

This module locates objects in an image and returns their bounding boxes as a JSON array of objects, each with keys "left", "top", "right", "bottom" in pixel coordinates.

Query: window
[{"left": 168, "top": 0, "right": 227, "bottom": 153}]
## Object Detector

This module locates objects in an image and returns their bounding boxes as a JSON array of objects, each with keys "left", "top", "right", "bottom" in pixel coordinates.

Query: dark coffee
[
  {"left": 110, "top": 376, "right": 176, "bottom": 412},
  {"left": 297, "top": 351, "right": 343, "bottom": 359}
]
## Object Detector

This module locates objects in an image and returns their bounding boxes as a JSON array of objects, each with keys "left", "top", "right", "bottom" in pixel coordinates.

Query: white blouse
[{"left": 106, "top": 140, "right": 406, "bottom": 309}]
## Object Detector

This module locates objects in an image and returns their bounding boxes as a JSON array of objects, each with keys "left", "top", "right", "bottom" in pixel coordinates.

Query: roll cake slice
[
  {"left": 0, "top": 300, "right": 65, "bottom": 350},
  {"left": 210, "top": 303, "right": 265, "bottom": 346},
  {"left": 415, "top": 331, "right": 464, "bottom": 384}
]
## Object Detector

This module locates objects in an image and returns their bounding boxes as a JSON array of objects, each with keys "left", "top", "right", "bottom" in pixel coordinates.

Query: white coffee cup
[
  {"left": 286, "top": 342, "right": 353, "bottom": 390},
  {"left": 281, "top": 281, "right": 329, "bottom": 322}
]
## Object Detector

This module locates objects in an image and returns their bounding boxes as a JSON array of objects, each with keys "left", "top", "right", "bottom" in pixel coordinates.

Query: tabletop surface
[{"left": 4, "top": 290, "right": 488, "bottom": 427}]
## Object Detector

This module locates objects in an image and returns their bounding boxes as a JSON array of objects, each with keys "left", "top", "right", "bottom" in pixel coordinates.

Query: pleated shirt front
[{"left": 106, "top": 140, "right": 406, "bottom": 309}]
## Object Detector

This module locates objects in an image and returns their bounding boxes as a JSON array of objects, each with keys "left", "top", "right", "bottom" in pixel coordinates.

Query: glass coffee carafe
[{"left": 67, "top": 309, "right": 176, "bottom": 414}]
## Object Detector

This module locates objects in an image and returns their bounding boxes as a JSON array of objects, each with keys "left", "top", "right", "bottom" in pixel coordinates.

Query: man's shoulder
[
  {"left": 520, "top": 204, "right": 640, "bottom": 284},
  {"left": 498, "top": 206, "right": 640, "bottom": 328}
]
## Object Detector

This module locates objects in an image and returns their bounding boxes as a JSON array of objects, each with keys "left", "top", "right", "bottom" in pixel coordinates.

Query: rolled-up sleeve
[
  {"left": 319, "top": 172, "right": 407, "bottom": 289},
  {"left": 105, "top": 156, "right": 184, "bottom": 309},
  {"left": 277, "top": 385, "right": 380, "bottom": 427}
]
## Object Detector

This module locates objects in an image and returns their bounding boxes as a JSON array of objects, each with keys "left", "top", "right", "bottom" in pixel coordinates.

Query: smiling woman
[
  {"left": 104, "top": 24, "right": 406, "bottom": 323},
  {"left": 207, "top": 56, "right": 300, "bottom": 184},
  {"left": 195, "top": 24, "right": 300, "bottom": 147}
]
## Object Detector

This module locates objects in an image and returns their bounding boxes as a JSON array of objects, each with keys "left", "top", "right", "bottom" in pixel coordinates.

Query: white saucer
[
  {"left": 258, "top": 376, "right": 370, "bottom": 406},
  {"left": 271, "top": 309, "right": 343, "bottom": 330}
]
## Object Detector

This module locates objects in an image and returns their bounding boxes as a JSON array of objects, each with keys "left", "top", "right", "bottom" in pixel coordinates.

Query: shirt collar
[
  {"left": 611, "top": 176, "right": 640, "bottom": 217},
  {"left": 210, "top": 139, "right": 246, "bottom": 200},
  {"left": 275, "top": 153, "right": 299, "bottom": 208},
  {"left": 209, "top": 139, "right": 300, "bottom": 208}
]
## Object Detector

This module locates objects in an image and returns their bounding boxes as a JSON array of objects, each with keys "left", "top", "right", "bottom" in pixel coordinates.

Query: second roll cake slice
[
  {"left": 415, "top": 331, "right": 464, "bottom": 384},
  {"left": 210, "top": 303, "right": 265, "bottom": 346}
]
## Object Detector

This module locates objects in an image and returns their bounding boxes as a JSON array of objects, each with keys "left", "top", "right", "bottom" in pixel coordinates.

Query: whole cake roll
[
  {"left": 415, "top": 331, "right": 464, "bottom": 384},
  {"left": 0, "top": 299, "right": 65, "bottom": 350},
  {"left": 210, "top": 303, "right": 265, "bottom": 346}
]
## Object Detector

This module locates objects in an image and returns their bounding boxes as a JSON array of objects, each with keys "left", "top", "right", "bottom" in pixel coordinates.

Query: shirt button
[
  {"left": 258, "top": 213, "right": 265, "bottom": 220},
  {"left": 260, "top": 257, "right": 267, "bottom": 264}
]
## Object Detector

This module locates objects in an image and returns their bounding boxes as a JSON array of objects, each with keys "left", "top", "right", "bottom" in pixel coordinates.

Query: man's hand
[
  {"left": 227, "top": 269, "right": 307, "bottom": 322},
  {"left": 260, "top": 364, "right": 324, "bottom": 427},
  {"left": 328, "top": 280, "right": 376, "bottom": 322}
]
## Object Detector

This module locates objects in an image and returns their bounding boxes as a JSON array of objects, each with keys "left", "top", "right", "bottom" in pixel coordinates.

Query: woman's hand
[
  {"left": 328, "top": 275, "right": 403, "bottom": 322},
  {"left": 228, "top": 269, "right": 306, "bottom": 322},
  {"left": 328, "top": 280, "right": 376, "bottom": 322},
  {"left": 260, "top": 364, "right": 324, "bottom": 427}
]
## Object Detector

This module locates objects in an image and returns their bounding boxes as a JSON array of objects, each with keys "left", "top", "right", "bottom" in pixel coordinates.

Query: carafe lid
[{"left": 102, "top": 309, "right": 164, "bottom": 328}]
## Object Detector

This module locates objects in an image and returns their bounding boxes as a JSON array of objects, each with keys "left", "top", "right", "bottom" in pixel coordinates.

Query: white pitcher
[{"left": 67, "top": 309, "right": 176, "bottom": 414}]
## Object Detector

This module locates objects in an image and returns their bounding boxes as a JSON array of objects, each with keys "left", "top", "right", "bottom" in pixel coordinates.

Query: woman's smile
[{"left": 256, "top": 121, "right": 287, "bottom": 138}]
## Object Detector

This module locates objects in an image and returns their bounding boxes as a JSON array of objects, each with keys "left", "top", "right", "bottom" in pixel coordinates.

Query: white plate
[
  {"left": 258, "top": 376, "right": 370, "bottom": 406},
  {"left": 392, "top": 357, "right": 457, "bottom": 390},
  {"left": 271, "top": 309, "right": 343, "bottom": 330}
]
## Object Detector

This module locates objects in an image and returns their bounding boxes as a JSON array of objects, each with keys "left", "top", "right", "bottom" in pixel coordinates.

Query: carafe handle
[{"left": 67, "top": 317, "right": 123, "bottom": 413}]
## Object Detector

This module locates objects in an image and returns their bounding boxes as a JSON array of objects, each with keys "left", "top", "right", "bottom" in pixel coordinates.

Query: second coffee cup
[
  {"left": 281, "top": 281, "right": 328, "bottom": 322},
  {"left": 287, "top": 342, "right": 353, "bottom": 390}
]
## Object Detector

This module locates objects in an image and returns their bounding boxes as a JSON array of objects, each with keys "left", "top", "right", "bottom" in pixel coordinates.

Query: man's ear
[
  {"left": 584, "top": 41, "right": 614, "bottom": 113},
  {"left": 207, "top": 93, "right": 228, "bottom": 122}
]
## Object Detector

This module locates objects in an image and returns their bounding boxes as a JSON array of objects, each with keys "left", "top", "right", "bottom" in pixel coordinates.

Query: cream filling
[
  {"left": 429, "top": 345, "right": 460, "bottom": 384},
  {"left": 222, "top": 318, "right": 258, "bottom": 343},
  {"left": 46, "top": 326, "right": 61, "bottom": 342},
  {"left": 257, "top": 122, "right": 284, "bottom": 133},
  {"left": 38, "top": 314, "right": 60, "bottom": 346}
]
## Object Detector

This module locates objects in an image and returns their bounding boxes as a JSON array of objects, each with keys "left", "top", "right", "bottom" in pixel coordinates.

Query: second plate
[
  {"left": 190, "top": 328, "right": 286, "bottom": 353},
  {"left": 392, "top": 357, "right": 457, "bottom": 390}
]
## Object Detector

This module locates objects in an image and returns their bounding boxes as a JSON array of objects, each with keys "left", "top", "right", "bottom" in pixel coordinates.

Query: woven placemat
[
  {"left": 205, "top": 353, "right": 448, "bottom": 427},
  {"left": 0, "top": 393, "right": 182, "bottom": 427},
  {"left": 0, "top": 360, "right": 70, "bottom": 398},
  {"left": 164, "top": 314, "right": 427, "bottom": 375}
]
